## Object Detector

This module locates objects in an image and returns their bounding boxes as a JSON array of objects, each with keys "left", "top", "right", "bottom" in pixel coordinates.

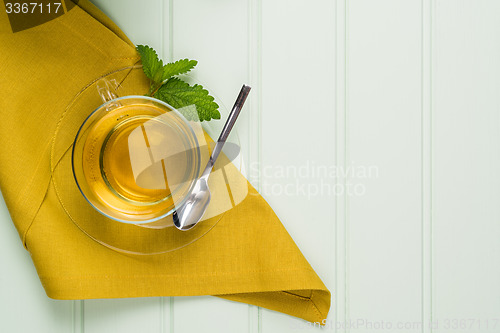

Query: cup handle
[{"left": 97, "top": 78, "right": 122, "bottom": 111}]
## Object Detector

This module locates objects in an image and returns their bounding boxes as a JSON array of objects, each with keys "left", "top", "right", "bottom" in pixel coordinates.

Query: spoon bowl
[{"left": 173, "top": 177, "right": 211, "bottom": 230}]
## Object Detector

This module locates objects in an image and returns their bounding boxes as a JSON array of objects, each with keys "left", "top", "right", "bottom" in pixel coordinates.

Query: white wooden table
[{"left": 1, "top": 0, "right": 500, "bottom": 332}]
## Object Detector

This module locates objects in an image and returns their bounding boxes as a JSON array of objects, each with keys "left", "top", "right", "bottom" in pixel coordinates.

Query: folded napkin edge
[
  {"left": 42, "top": 285, "right": 330, "bottom": 324},
  {"left": 76, "top": 0, "right": 135, "bottom": 48}
]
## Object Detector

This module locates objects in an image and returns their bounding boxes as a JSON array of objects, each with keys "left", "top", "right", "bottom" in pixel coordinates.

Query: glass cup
[{"left": 72, "top": 79, "right": 201, "bottom": 225}]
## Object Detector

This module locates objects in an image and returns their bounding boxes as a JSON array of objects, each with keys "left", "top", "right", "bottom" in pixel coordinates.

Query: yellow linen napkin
[{"left": 0, "top": 0, "right": 330, "bottom": 323}]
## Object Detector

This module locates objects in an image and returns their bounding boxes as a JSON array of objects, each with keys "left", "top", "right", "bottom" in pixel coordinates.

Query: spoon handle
[
  {"left": 218, "top": 85, "right": 252, "bottom": 143},
  {"left": 201, "top": 84, "right": 251, "bottom": 178}
]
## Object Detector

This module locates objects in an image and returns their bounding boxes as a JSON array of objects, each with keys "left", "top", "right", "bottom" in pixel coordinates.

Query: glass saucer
[{"left": 50, "top": 65, "right": 247, "bottom": 255}]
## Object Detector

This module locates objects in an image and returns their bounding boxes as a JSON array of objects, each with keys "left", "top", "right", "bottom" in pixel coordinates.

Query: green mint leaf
[
  {"left": 162, "top": 59, "right": 198, "bottom": 81},
  {"left": 154, "top": 78, "right": 220, "bottom": 121},
  {"left": 136, "top": 44, "right": 219, "bottom": 121},
  {"left": 136, "top": 45, "right": 164, "bottom": 83}
]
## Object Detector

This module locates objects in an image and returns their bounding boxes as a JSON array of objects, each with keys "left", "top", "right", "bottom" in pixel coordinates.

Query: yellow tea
[{"left": 81, "top": 103, "right": 196, "bottom": 220}]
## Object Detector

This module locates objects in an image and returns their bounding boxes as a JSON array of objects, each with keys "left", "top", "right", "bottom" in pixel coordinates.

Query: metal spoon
[{"left": 173, "top": 85, "right": 251, "bottom": 231}]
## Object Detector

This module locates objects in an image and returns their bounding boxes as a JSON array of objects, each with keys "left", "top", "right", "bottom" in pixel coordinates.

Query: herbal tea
[{"left": 80, "top": 102, "right": 197, "bottom": 220}]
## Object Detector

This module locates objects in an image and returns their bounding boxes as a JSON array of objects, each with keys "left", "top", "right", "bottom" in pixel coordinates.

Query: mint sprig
[{"left": 136, "top": 45, "right": 220, "bottom": 121}]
